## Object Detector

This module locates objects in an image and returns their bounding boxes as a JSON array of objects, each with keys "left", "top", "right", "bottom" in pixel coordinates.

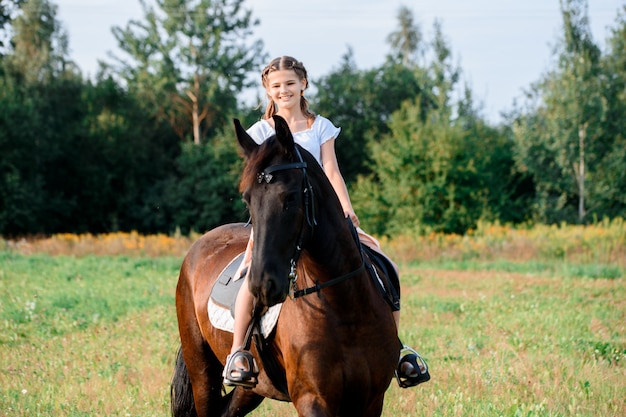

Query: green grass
[
  {"left": 411, "top": 258, "right": 624, "bottom": 279},
  {"left": 0, "top": 252, "right": 180, "bottom": 416},
  {"left": 0, "top": 252, "right": 180, "bottom": 345},
  {"left": 1, "top": 252, "right": 624, "bottom": 416}
]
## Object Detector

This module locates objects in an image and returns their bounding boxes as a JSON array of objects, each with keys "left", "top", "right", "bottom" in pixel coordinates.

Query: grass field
[{"left": 1, "top": 223, "right": 625, "bottom": 416}]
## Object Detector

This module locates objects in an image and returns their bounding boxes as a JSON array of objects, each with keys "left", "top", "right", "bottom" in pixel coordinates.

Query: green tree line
[{"left": 0, "top": 0, "right": 624, "bottom": 237}]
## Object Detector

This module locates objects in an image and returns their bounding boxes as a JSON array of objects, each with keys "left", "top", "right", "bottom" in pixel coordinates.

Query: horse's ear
[
  {"left": 233, "top": 118, "right": 257, "bottom": 157},
  {"left": 272, "top": 115, "right": 295, "bottom": 154}
]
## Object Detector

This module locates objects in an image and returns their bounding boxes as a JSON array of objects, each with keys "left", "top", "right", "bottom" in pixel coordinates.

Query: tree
[
  {"left": 3, "top": 0, "right": 75, "bottom": 83},
  {"left": 0, "top": 0, "right": 188, "bottom": 235},
  {"left": 313, "top": 6, "right": 433, "bottom": 184},
  {"left": 350, "top": 15, "right": 522, "bottom": 235},
  {"left": 0, "top": 0, "right": 84, "bottom": 235},
  {"left": 428, "top": 20, "right": 460, "bottom": 113},
  {"left": 0, "top": 0, "right": 24, "bottom": 52},
  {"left": 595, "top": 5, "right": 626, "bottom": 218},
  {"left": 386, "top": 5, "right": 422, "bottom": 66},
  {"left": 352, "top": 98, "right": 522, "bottom": 235},
  {"left": 78, "top": 76, "right": 181, "bottom": 233},
  {"left": 0, "top": 74, "right": 46, "bottom": 234},
  {"left": 512, "top": 0, "right": 607, "bottom": 224},
  {"left": 155, "top": 132, "right": 244, "bottom": 234},
  {"left": 314, "top": 57, "right": 430, "bottom": 183},
  {"left": 104, "top": 0, "right": 266, "bottom": 144}
]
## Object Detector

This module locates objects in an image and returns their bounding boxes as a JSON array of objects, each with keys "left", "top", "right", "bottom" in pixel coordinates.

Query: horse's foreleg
[
  {"left": 291, "top": 392, "right": 339, "bottom": 417},
  {"left": 293, "top": 397, "right": 385, "bottom": 417},
  {"left": 220, "top": 388, "right": 265, "bottom": 417},
  {"left": 361, "top": 395, "right": 385, "bottom": 417}
]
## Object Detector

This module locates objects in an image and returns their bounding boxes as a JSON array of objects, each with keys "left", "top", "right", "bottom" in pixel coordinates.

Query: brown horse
[{"left": 171, "top": 115, "right": 399, "bottom": 417}]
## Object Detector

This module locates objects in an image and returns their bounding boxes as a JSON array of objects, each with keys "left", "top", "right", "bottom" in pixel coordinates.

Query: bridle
[{"left": 255, "top": 146, "right": 365, "bottom": 300}]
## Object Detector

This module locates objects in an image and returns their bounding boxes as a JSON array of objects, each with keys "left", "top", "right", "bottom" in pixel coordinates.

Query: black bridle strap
[
  {"left": 292, "top": 261, "right": 365, "bottom": 298},
  {"left": 258, "top": 162, "right": 307, "bottom": 184},
  {"left": 292, "top": 217, "right": 365, "bottom": 299}
]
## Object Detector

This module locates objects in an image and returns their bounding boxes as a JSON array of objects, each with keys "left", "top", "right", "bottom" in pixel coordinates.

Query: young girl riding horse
[{"left": 224, "top": 56, "right": 430, "bottom": 390}]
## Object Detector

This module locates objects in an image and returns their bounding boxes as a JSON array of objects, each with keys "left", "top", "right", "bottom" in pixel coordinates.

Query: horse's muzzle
[{"left": 248, "top": 269, "right": 289, "bottom": 308}]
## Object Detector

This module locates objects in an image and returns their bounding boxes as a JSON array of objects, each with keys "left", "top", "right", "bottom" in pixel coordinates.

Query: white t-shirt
[{"left": 246, "top": 115, "right": 341, "bottom": 166}]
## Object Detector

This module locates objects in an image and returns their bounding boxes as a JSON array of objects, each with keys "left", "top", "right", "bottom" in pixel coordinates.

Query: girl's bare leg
[
  {"left": 223, "top": 232, "right": 259, "bottom": 387},
  {"left": 231, "top": 230, "right": 255, "bottom": 353},
  {"left": 231, "top": 278, "right": 254, "bottom": 352}
]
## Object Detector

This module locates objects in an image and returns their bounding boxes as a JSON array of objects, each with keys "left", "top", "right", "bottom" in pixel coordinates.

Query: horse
[{"left": 171, "top": 115, "right": 400, "bottom": 417}]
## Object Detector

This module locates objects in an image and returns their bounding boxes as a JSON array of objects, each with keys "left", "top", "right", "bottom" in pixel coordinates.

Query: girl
[{"left": 223, "top": 56, "right": 429, "bottom": 389}]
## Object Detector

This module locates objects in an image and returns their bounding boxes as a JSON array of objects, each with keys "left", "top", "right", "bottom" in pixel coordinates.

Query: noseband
[{"left": 255, "top": 146, "right": 364, "bottom": 300}]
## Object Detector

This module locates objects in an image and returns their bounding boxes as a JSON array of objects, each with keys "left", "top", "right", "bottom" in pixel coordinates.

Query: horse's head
[{"left": 235, "top": 115, "right": 317, "bottom": 308}]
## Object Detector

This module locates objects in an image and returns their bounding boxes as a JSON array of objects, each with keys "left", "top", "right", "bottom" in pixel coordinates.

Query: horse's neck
[
  {"left": 307, "top": 212, "right": 362, "bottom": 278},
  {"left": 297, "top": 216, "right": 376, "bottom": 322},
  {"left": 305, "top": 167, "right": 363, "bottom": 277}
]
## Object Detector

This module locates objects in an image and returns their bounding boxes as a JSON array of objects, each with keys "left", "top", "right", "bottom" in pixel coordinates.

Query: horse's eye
[{"left": 283, "top": 193, "right": 298, "bottom": 212}]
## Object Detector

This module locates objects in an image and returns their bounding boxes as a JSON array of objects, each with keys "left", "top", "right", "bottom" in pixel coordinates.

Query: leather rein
[{"left": 256, "top": 146, "right": 365, "bottom": 300}]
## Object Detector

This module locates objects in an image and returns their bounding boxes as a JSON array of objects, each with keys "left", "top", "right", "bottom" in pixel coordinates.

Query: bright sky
[{"left": 54, "top": 0, "right": 623, "bottom": 124}]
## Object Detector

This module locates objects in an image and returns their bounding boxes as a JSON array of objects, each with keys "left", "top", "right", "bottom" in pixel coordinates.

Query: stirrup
[
  {"left": 222, "top": 348, "right": 259, "bottom": 389},
  {"left": 395, "top": 345, "right": 430, "bottom": 388}
]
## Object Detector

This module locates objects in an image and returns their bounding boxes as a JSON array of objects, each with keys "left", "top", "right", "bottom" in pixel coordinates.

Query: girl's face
[{"left": 265, "top": 69, "right": 306, "bottom": 112}]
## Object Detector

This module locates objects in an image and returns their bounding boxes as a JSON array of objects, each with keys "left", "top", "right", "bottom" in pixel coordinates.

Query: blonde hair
[{"left": 261, "top": 56, "right": 316, "bottom": 123}]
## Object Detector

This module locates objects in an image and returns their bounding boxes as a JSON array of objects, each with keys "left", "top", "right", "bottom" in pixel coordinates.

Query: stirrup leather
[
  {"left": 222, "top": 348, "right": 259, "bottom": 389},
  {"left": 395, "top": 345, "right": 430, "bottom": 388}
]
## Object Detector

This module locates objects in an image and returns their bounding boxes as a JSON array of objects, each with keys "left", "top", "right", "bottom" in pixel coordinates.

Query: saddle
[
  {"left": 347, "top": 217, "right": 401, "bottom": 311},
  {"left": 362, "top": 244, "right": 401, "bottom": 311}
]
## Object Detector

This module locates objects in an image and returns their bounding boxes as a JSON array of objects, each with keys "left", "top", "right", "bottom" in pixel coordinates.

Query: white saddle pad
[{"left": 208, "top": 298, "right": 282, "bottom": 338}]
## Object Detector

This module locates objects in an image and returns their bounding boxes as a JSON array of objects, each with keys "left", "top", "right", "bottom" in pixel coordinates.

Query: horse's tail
[{"left": 170, "top": 346, "right": 197, "bottom": 417}]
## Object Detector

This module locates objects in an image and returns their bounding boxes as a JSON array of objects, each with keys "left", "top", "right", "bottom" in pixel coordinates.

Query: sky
[{"left": 54, "top": 0, "right": 624, "bottom": 124}]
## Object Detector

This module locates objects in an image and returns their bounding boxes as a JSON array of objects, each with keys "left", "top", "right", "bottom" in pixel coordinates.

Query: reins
[
  {"left": 291, "top": 259, "right": 365, "bottom": 299},
  {"left": 291, "top": 215, "right": 365, "bottom": 299}
]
